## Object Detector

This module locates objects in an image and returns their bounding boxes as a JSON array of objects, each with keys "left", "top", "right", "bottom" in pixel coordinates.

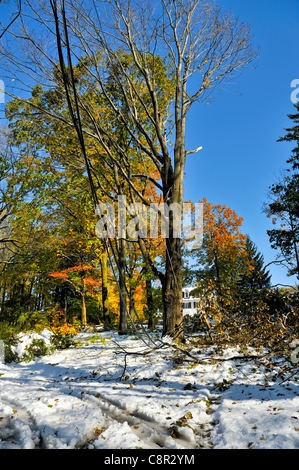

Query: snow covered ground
[{"left": 1, "top": 325, "right": 299, "bottom": 450}]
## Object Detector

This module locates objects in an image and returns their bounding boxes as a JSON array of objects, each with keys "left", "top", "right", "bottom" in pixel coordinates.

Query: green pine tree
[
  {"left": 236, "top": 237, "right": 271, "bottom": 316},
  {"left": 265, "top": 102, "right": 299, "bottom": 278}
]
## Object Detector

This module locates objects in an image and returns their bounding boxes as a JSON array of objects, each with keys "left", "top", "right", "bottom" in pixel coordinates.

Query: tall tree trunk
[
  {"left": 64, "top": 293, "right": 67, "bottom": 323},
  {"left": 28, "top": 276, "right": 35, "bottom": 311},
  {"left": 101, "top": 251, "right": 111, "bottom": 327},
  {"left": 146, "top": 278, "right": 155, "bottom": 329},
  {"left": 162, "top": 235, "right": 183, "bottom": 341},
  {"left": 36, "top": 291, "right": 42, "bottom": 311},
  {"left": 1, "top": 279, "right": 6, "bottom": 318},
  {"left": 118, "top": 238, "right": 127, "bottom": 335},
  {"left": 213, "top": 250, "right": 224, "bottom": 314},
  {"left": 39, "top": 293, "right": 44, "bottom": 312},
  {"left": 129, "top": 285, "right": 135, "bottom": 323},
  {"left": 81, "top": 283, "right": 87, "bottom": 327},
  {"left": 290, "top": 215, "right": 299, "bottom": 277},
  {"left": 214, "top": 251, "right": 222, "bottom": 299},
  {"left": 160, "top": 131, "right": 184, "bottom": 342}
]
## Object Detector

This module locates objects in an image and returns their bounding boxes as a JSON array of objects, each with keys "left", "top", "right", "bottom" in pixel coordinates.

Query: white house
[{"left": 182, "top": 287, "right": 200, "bottom": 315}]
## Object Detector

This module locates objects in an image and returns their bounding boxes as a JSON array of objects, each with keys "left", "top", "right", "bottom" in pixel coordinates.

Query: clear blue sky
[
  {"left": 183, "top": 0, "right": 299, "bottom": 287},
  {"left": 1, "top": 0, "right": 299, "bottom": 287}
]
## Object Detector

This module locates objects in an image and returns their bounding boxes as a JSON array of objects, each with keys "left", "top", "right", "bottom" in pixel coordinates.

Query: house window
[
  {"left": 183, "top": 302, "right": 191, "bottom": 309},
  {"left": 184, "top": 290, "right": 189, "bottom": 299}
]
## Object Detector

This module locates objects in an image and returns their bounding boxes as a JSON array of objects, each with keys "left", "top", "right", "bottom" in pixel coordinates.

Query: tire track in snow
[
  {"left": 47, "top": 372, "right": 212, "bottom": 449},
  {"left": 0, "top": 396, "right": 42, "bottom": 448},
  {"left": 75, "top": 389, "right": 206, "bottom": 449},
  {"left": 0, "top": 361, "right": 213, "bottom": 449},
  {"left": 1, "top": 387, "right": 199, "bottom": 449},
  {"left": 0, "top": 382, "right": 107, "bottom": 449}
]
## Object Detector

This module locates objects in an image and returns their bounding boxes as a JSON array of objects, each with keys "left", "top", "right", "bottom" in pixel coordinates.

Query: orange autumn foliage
[
  {"left": 49, "top": 310, "right": 80, "bottom": 336},
  {"left": 187, "top": 198, "right": 252, "bottom": 302}
]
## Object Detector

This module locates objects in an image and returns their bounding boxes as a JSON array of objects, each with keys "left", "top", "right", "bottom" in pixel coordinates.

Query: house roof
[
  {"left": 182, "top": 286, "right": 199, "bottom": 300},
  {"left": 182, "top": 286, "right": 195, "bottom": 292}
]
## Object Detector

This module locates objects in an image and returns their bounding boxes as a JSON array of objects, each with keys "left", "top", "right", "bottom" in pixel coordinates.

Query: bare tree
[
  {"left": 0, "top": 128, "right": 25, "bottom": 269},
  {"left": 0, "top": 0, "right": 259, "bottom": 342}
]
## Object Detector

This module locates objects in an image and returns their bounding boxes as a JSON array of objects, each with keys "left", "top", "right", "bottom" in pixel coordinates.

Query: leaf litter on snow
[{"left": 0, "top": 327, "right": 299, "bottom": 448}]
